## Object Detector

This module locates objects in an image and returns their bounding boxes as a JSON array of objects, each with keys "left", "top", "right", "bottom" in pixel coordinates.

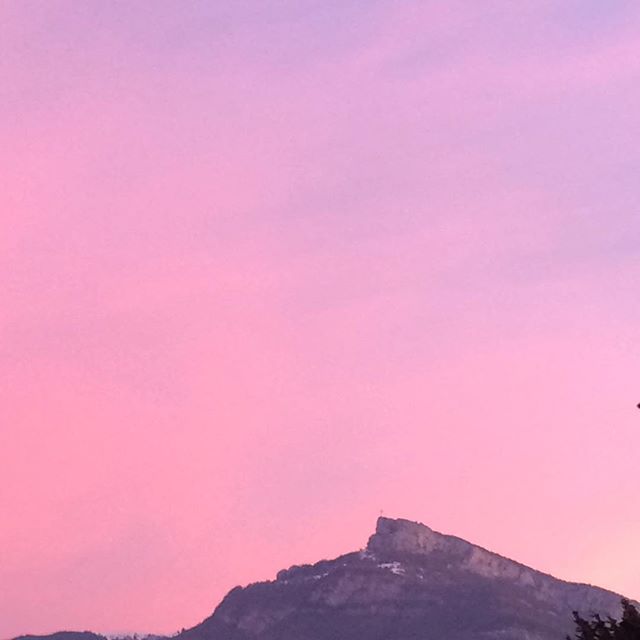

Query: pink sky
[{"left": 2, "top": 1, "right": 640, "bottom": 637}]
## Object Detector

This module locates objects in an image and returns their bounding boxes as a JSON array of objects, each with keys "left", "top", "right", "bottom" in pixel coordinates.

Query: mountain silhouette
[{"left": 14, "top": 517, "right": 631, "bottom": 640}]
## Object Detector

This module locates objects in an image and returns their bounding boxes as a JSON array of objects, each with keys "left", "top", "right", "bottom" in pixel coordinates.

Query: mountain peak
[
  {"left": 367, "top": 516, "right": 536, "bottom": 582},
  {"left": 366, "top": 516, "right": 620, "bottom": 599},
  {"left": 367, "top": 517, "right": 445, "bottom": 556}
]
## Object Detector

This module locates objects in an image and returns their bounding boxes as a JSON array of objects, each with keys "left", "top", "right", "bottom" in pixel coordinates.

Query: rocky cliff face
[{"left": 178, "top": 517, "right": 627, "bottom": 640}]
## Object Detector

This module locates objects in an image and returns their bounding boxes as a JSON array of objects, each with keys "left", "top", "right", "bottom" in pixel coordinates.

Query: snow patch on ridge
[{"left": 378, "top": 561, "right": 405, "bottom": 575}]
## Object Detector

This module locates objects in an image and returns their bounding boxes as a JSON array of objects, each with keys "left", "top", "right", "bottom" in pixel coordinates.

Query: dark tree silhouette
[{"left": 569, "top": 599, "right": 640, "bottom": 640}]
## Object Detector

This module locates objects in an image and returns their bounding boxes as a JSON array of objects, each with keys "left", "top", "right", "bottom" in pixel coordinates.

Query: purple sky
[{"left": 2, "top": 2, "right": 640, "bottom": 637}]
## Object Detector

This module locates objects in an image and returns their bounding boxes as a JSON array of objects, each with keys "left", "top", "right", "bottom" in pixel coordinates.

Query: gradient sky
[{"left": 2, "top": 1, "right": 640, "bottom": 637}]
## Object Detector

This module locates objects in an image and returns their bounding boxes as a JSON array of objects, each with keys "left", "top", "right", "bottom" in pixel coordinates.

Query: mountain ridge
[
  {"left": 177, "top": 516, "right": 630, "bottom": 640},
  {"left": 12, "top": 517, "right": 631, "bottom": 640}
]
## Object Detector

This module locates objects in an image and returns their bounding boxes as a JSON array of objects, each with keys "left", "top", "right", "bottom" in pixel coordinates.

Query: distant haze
[{"left": 1, "top": 1, "right": 639, "bottom": 638}]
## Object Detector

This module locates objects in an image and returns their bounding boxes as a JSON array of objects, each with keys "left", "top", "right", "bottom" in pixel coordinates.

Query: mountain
[
  {"left": 177, "top": 517, "right": 627, "bottom": 640},
  {"left": 12, "top": 517, "right": 630, "bottom": 640},
  {"left": 14, "top": 633, "right": 107, "bottom": 640}
]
